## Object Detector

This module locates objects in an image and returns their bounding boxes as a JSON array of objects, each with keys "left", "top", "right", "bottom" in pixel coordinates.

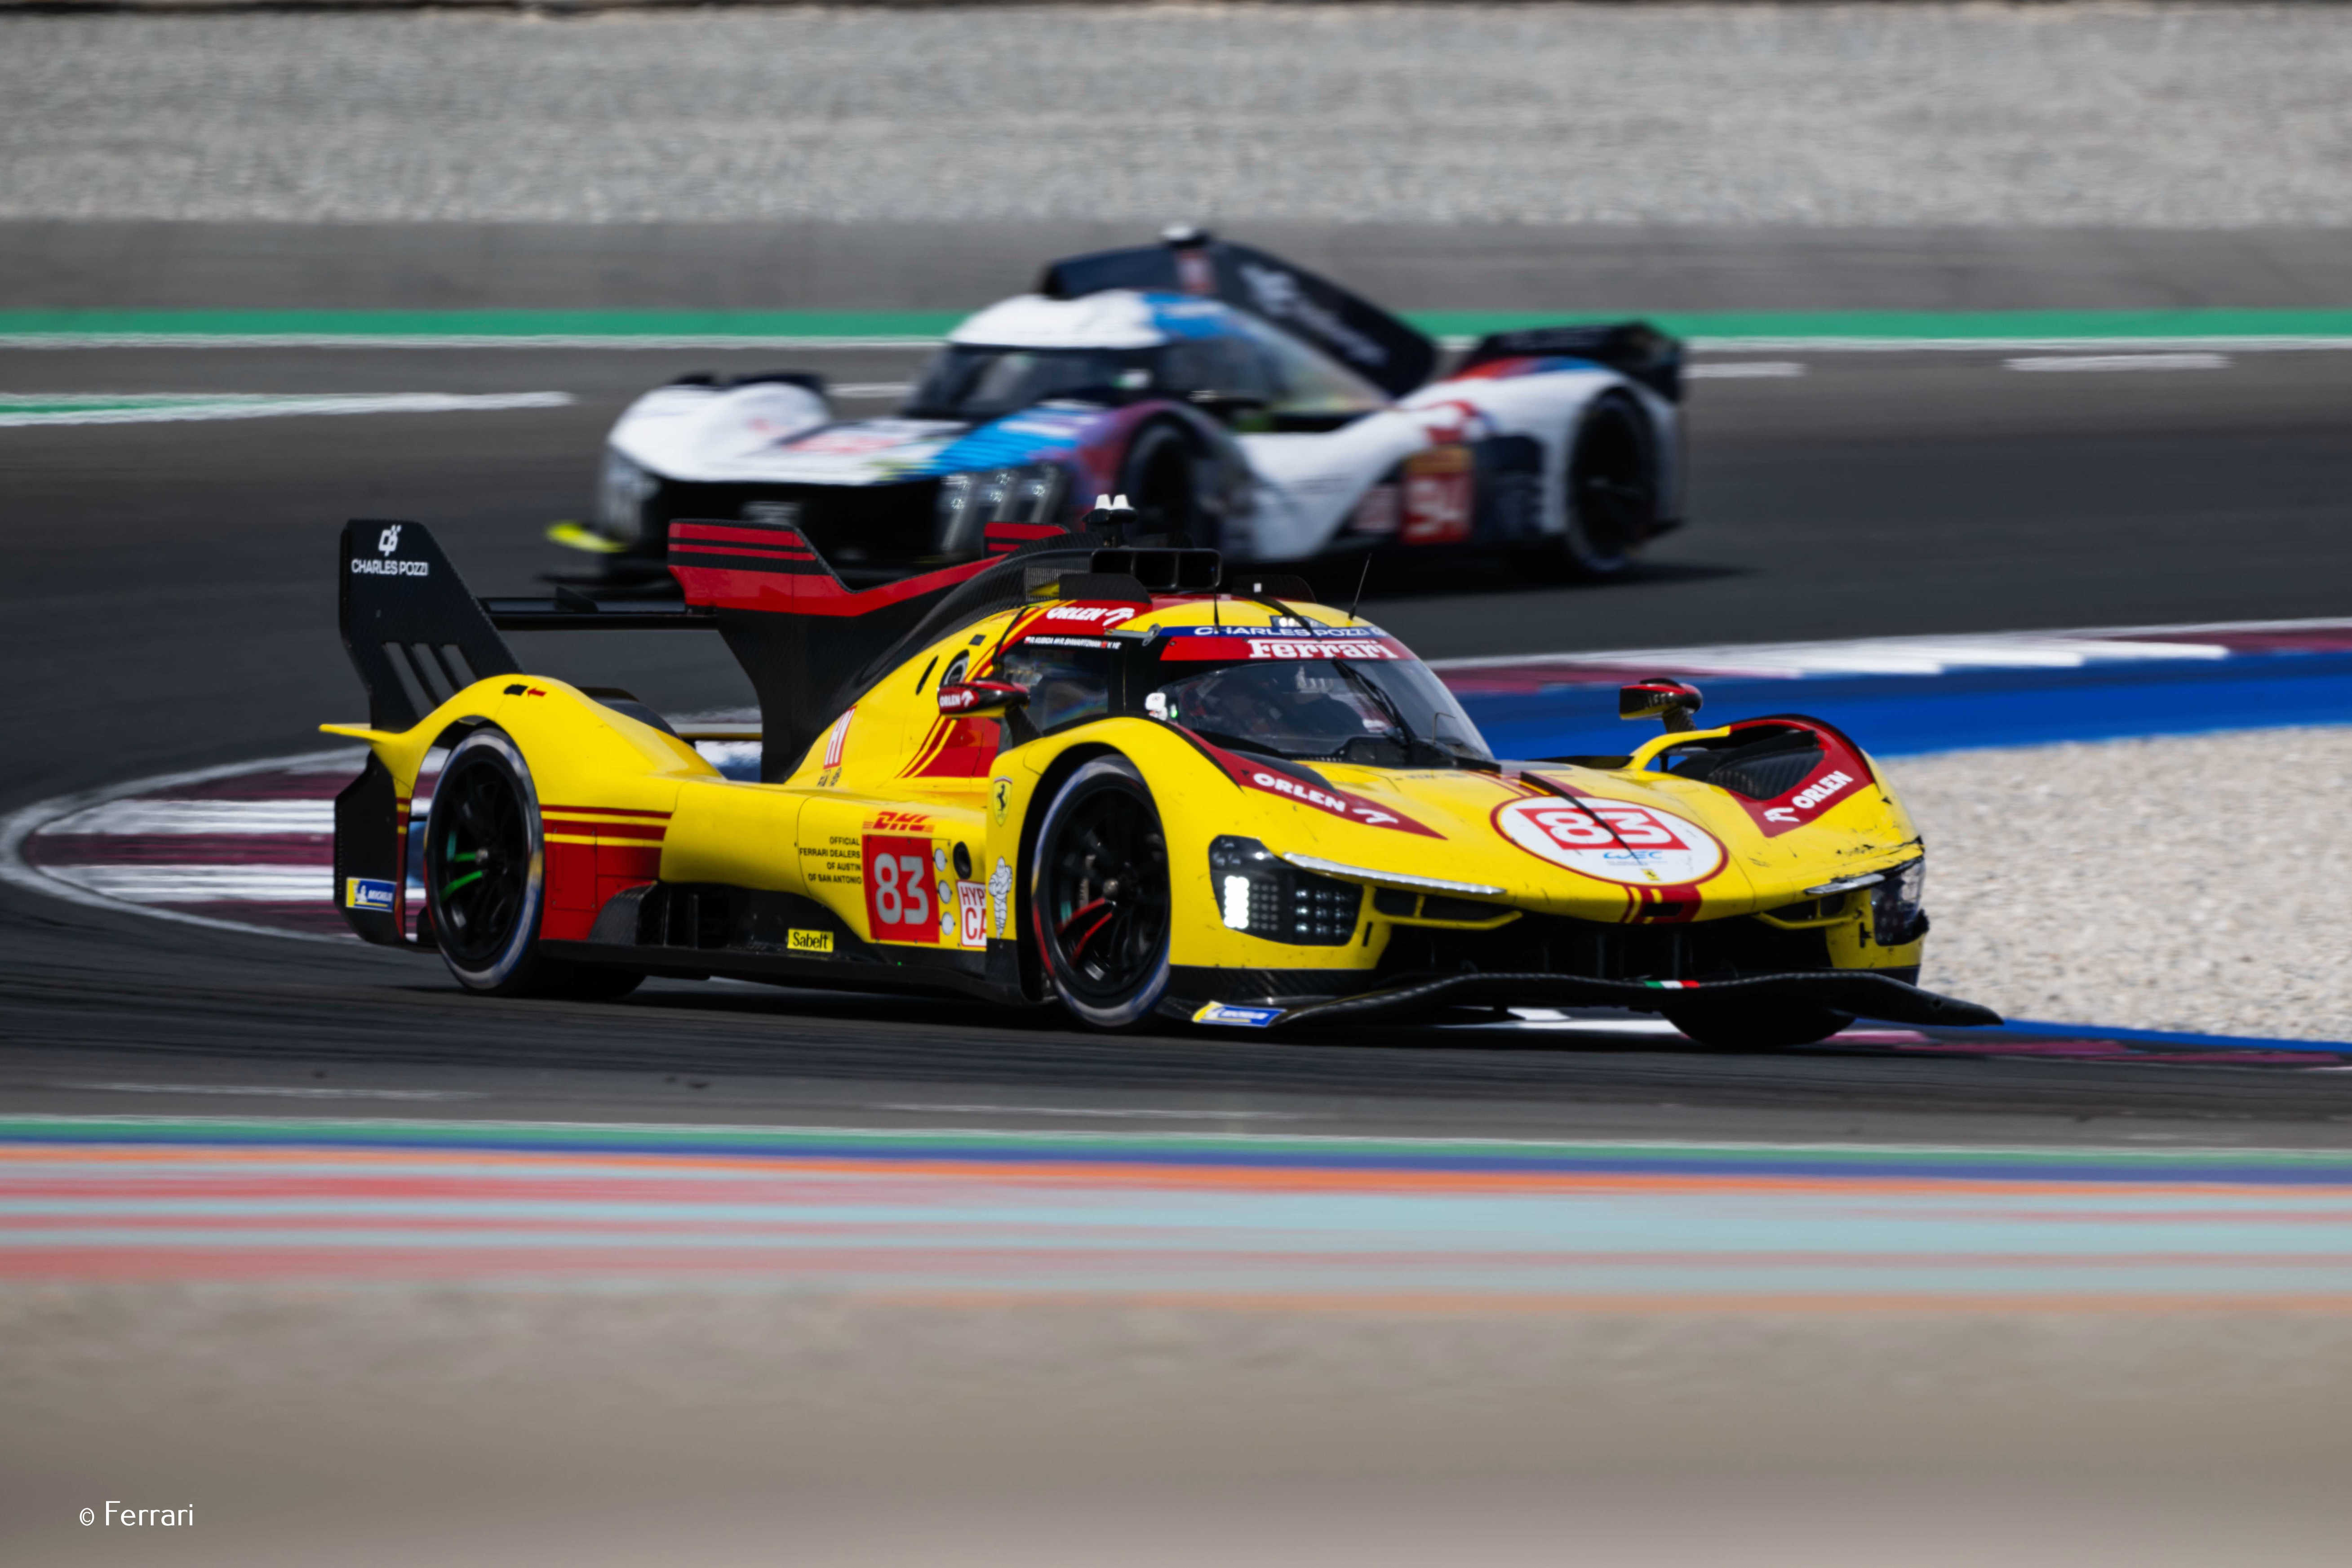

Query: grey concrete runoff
[
  {"left": 5, "top": 7, "right": 2352, "bottom": 227},
  {"left": 9, "top": 219, "right": 2352, "bottom": 312}
]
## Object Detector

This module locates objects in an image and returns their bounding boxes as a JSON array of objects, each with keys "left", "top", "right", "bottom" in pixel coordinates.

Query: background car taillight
[
  {"left": 1872, "top": 855, "right": 1928, "bottom": 945},
  {"left": 936, "top": 463, "right": 1066, "bottom": 551},
  {"left": 1210, "top": 836, "right": 1361, "bottom": 946}
]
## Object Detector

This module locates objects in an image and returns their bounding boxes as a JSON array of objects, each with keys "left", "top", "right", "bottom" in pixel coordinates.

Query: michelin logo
[
  {"left": 344, "top": 877, "right": 396, "bottom": 912},
  {"left": 1192, "top": 1001, "right": 1284, "bottom": 1029}
]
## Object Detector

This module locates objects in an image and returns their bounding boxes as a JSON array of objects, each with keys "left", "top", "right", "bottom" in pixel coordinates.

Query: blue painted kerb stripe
[{"left": 1459, "top": 649, "right": 2352, "bottom": 760}]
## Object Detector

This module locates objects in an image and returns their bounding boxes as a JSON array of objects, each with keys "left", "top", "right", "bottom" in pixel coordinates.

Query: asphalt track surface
[{"left": 7, "top": 337, "right": 2352, "bottom": 1144}]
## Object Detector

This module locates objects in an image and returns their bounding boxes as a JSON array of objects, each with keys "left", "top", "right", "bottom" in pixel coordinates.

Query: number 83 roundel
[
  {"left": 1491, "top": 795, "right": 1725, "bottom": 886},
  {"left": 863, "top": 832, "right": 940, "bottom": 943}
]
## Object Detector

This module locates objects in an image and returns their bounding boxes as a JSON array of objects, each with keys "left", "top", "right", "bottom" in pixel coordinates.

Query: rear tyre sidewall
[
  {"left": 424, "top": 728, "right": 640, "bottom": 1001},
  {"left": 1119, "top": 422, "right": 1201, "bottom": 544},
  {"left": 1030, "top": 757, "right": 1173, "bottom": 1030},
  {"left": 1553, "top": 393, "right": 1657, "bottom": 579}
]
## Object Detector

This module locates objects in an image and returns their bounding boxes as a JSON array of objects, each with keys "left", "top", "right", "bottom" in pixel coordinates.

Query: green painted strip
[
  {"left": 6, "top": 306, "right": 2352, "bottom": 345},
  {"left": 0, "top": 307, "right": 964, "bottom": 339},
  {"left": 7, "top": 1114, "right": 2352, "bottom": 1173}
]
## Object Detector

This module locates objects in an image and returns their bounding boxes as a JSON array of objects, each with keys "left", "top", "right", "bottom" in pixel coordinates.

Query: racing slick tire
[
  {"left": 1119, "top": 421, "right": 1205, "bottom": 545},
  {"left": 1548, "top": 392, "right": 1660, "bottom": 579},
  {"left": 1030, "top": 755, "right": 1173, "bottom": 1030},
  {"left": 1664, "top": 999, "right": 1853, "bottom": 1051},
  {"left": 423, "top": 728, "right": 643, "bottom": 1002}
]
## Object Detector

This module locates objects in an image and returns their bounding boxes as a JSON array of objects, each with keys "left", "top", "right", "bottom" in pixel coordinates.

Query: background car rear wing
[
  {"left": 1038, "top": 227, "right": 1439, "bottom": 400},
  {"left": 1455, "top": 321, "right": 1685, "bottom": 404}
]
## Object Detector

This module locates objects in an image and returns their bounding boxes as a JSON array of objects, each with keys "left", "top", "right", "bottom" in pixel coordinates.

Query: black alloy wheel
[
  {"left": 1032, "top": 757, "right": 1173, "bottom": 1029},
  {"left": 1664, "top": 999, "right": 1854, "bottom": 1051},
  {"left": 428, "top": 734, "right": 535, "bottom": 977},
  {"left": 1554, "top": 394, "right": 1657, "bottom": 578},
  {"left": 424, "top": 728, "right": 640, "bottom": 1000}
]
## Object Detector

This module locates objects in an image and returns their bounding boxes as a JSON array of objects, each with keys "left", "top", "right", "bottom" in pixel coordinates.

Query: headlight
[
  {"left": 1210, "top": 836, "right": 1361, "bottom": 946},
  {"left": 1871, "top": 855, "right": 1927, "bottom": 946},
  {"left": 596, "top": 449, "right": 659, "bottom": 547},
  {"left": 936, "top": 463, "right": 1065, "bottom": 552}
]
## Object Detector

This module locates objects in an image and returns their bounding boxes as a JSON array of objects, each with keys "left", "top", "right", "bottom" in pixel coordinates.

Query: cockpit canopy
[{"left": 904, "top": 290, "right": 1389, "bottom": 425}]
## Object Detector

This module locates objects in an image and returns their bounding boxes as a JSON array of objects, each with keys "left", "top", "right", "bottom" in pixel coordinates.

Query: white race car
[{"left": 577, "top": 228, "right": 1685, "bottom": 589}]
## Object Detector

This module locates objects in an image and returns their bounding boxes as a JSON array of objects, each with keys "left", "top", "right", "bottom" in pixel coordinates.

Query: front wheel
[
  {"left": 423, "top": 728, "right": 643, "bottom": 1001},
  {"left": 1030, "top": 756, "right": 1172, "bottom": 1029},
  {"left": 1665, "top": 999, "right": 1852, "bottom": 1051}
]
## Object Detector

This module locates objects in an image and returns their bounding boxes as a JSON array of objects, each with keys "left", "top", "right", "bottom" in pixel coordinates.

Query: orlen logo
[
  {"left": 1762, "top": 769, "right": 1856, "bottom": 826},
  {"left": 1041, "top": 604, "right": 1136, "bottom": 628},
  {"left": 1251, "top": 770, "right": 1397, "bottom": 826},
  {"left": 1493, "top": 795, "right": 1725, "bottom": 886},
  {"left": 1791, "top": 770, "right": 1853, "bottom": 811}
]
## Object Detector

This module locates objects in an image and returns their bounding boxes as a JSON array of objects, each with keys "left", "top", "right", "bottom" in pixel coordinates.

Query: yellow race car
[{"left": 325, "top": 510, "right": 1996, "bottom": 1047}]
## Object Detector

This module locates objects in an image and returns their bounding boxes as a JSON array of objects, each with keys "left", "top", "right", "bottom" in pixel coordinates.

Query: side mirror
[
  {"left": 938, "top": 680, "right": 1029, "bottom": 718},
  {"left": 1620, "top": 677, "right": 1703, "bottom": 733}
]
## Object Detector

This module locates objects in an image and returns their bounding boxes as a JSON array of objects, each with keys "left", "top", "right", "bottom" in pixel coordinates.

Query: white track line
[
  {"left": 8, "top": 333, "right": 2352, "bottom": 356},
  {"left": 40, "top": 800, "right": 334, "bottom": 835},
  {"left": 0, "top": 392, "right": 572, "bottom": 428},
  {"left": 2006, "top": 353, "right": 2230, "bottom": 373},
  {"left": 1686, "top": 361, "right": 1806, "bottom": 379}
]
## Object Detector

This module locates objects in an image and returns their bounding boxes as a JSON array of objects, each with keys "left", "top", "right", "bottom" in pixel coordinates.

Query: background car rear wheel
[
  {"left": 1550, "top": 392, "right": 1658, "bottom": 578},
  {"left": 424, "top": 728, "right": 643, "bottom": 1001},
  {"left": 1119, "top": 421, "right": 1203, "bottom": 544},
  {"left": 1665, "top": 999, "right": 1852, "bottom": 1051},
  {"left": 1030, "top": 756, "right": 1172, "bottom": 1029}
]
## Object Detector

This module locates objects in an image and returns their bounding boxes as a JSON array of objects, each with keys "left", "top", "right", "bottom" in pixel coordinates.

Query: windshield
[
  {"left": 905, "top": 346, "right": 1159, "bottom": 420},
  {"left": 1143, "top": 638, "right": 1492, "bottom": 768}
]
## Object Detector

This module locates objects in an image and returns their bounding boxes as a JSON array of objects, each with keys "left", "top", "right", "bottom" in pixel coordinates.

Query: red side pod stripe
[
  {"left": 539, "top": 805, "right": 672, "bottom": 819},
  {"left": 544, "top": 818, "right": 667, "bottom": 842}
]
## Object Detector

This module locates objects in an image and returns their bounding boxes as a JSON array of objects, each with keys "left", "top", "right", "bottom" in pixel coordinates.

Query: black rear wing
[
  {"left": 1454, "top": 321, "right": 1684, "bottom": 404},
  {"left": 1038, "top": 228, "right": 1438, "bottom": 400},
  {"left": 335, "top": 515, "right": 1207, "bottom": 786}
]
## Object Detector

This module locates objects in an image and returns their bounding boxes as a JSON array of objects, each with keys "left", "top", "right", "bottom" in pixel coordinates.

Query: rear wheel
[
  {"left": 423, "top": 728, "right": 642, "bottom": 1001},
  {"left": 1030, "top": 757, "right": 1172, "bottom": 1029},
  {"left": 1119, "top": 422, "right": 1203, "bottom": 543},
  {"left": 1665, "top": 999, "right": 1852, "bottom": 1051},
  {"left": 1549, "top": 394, "right": 1657, "bottom": 578}
]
